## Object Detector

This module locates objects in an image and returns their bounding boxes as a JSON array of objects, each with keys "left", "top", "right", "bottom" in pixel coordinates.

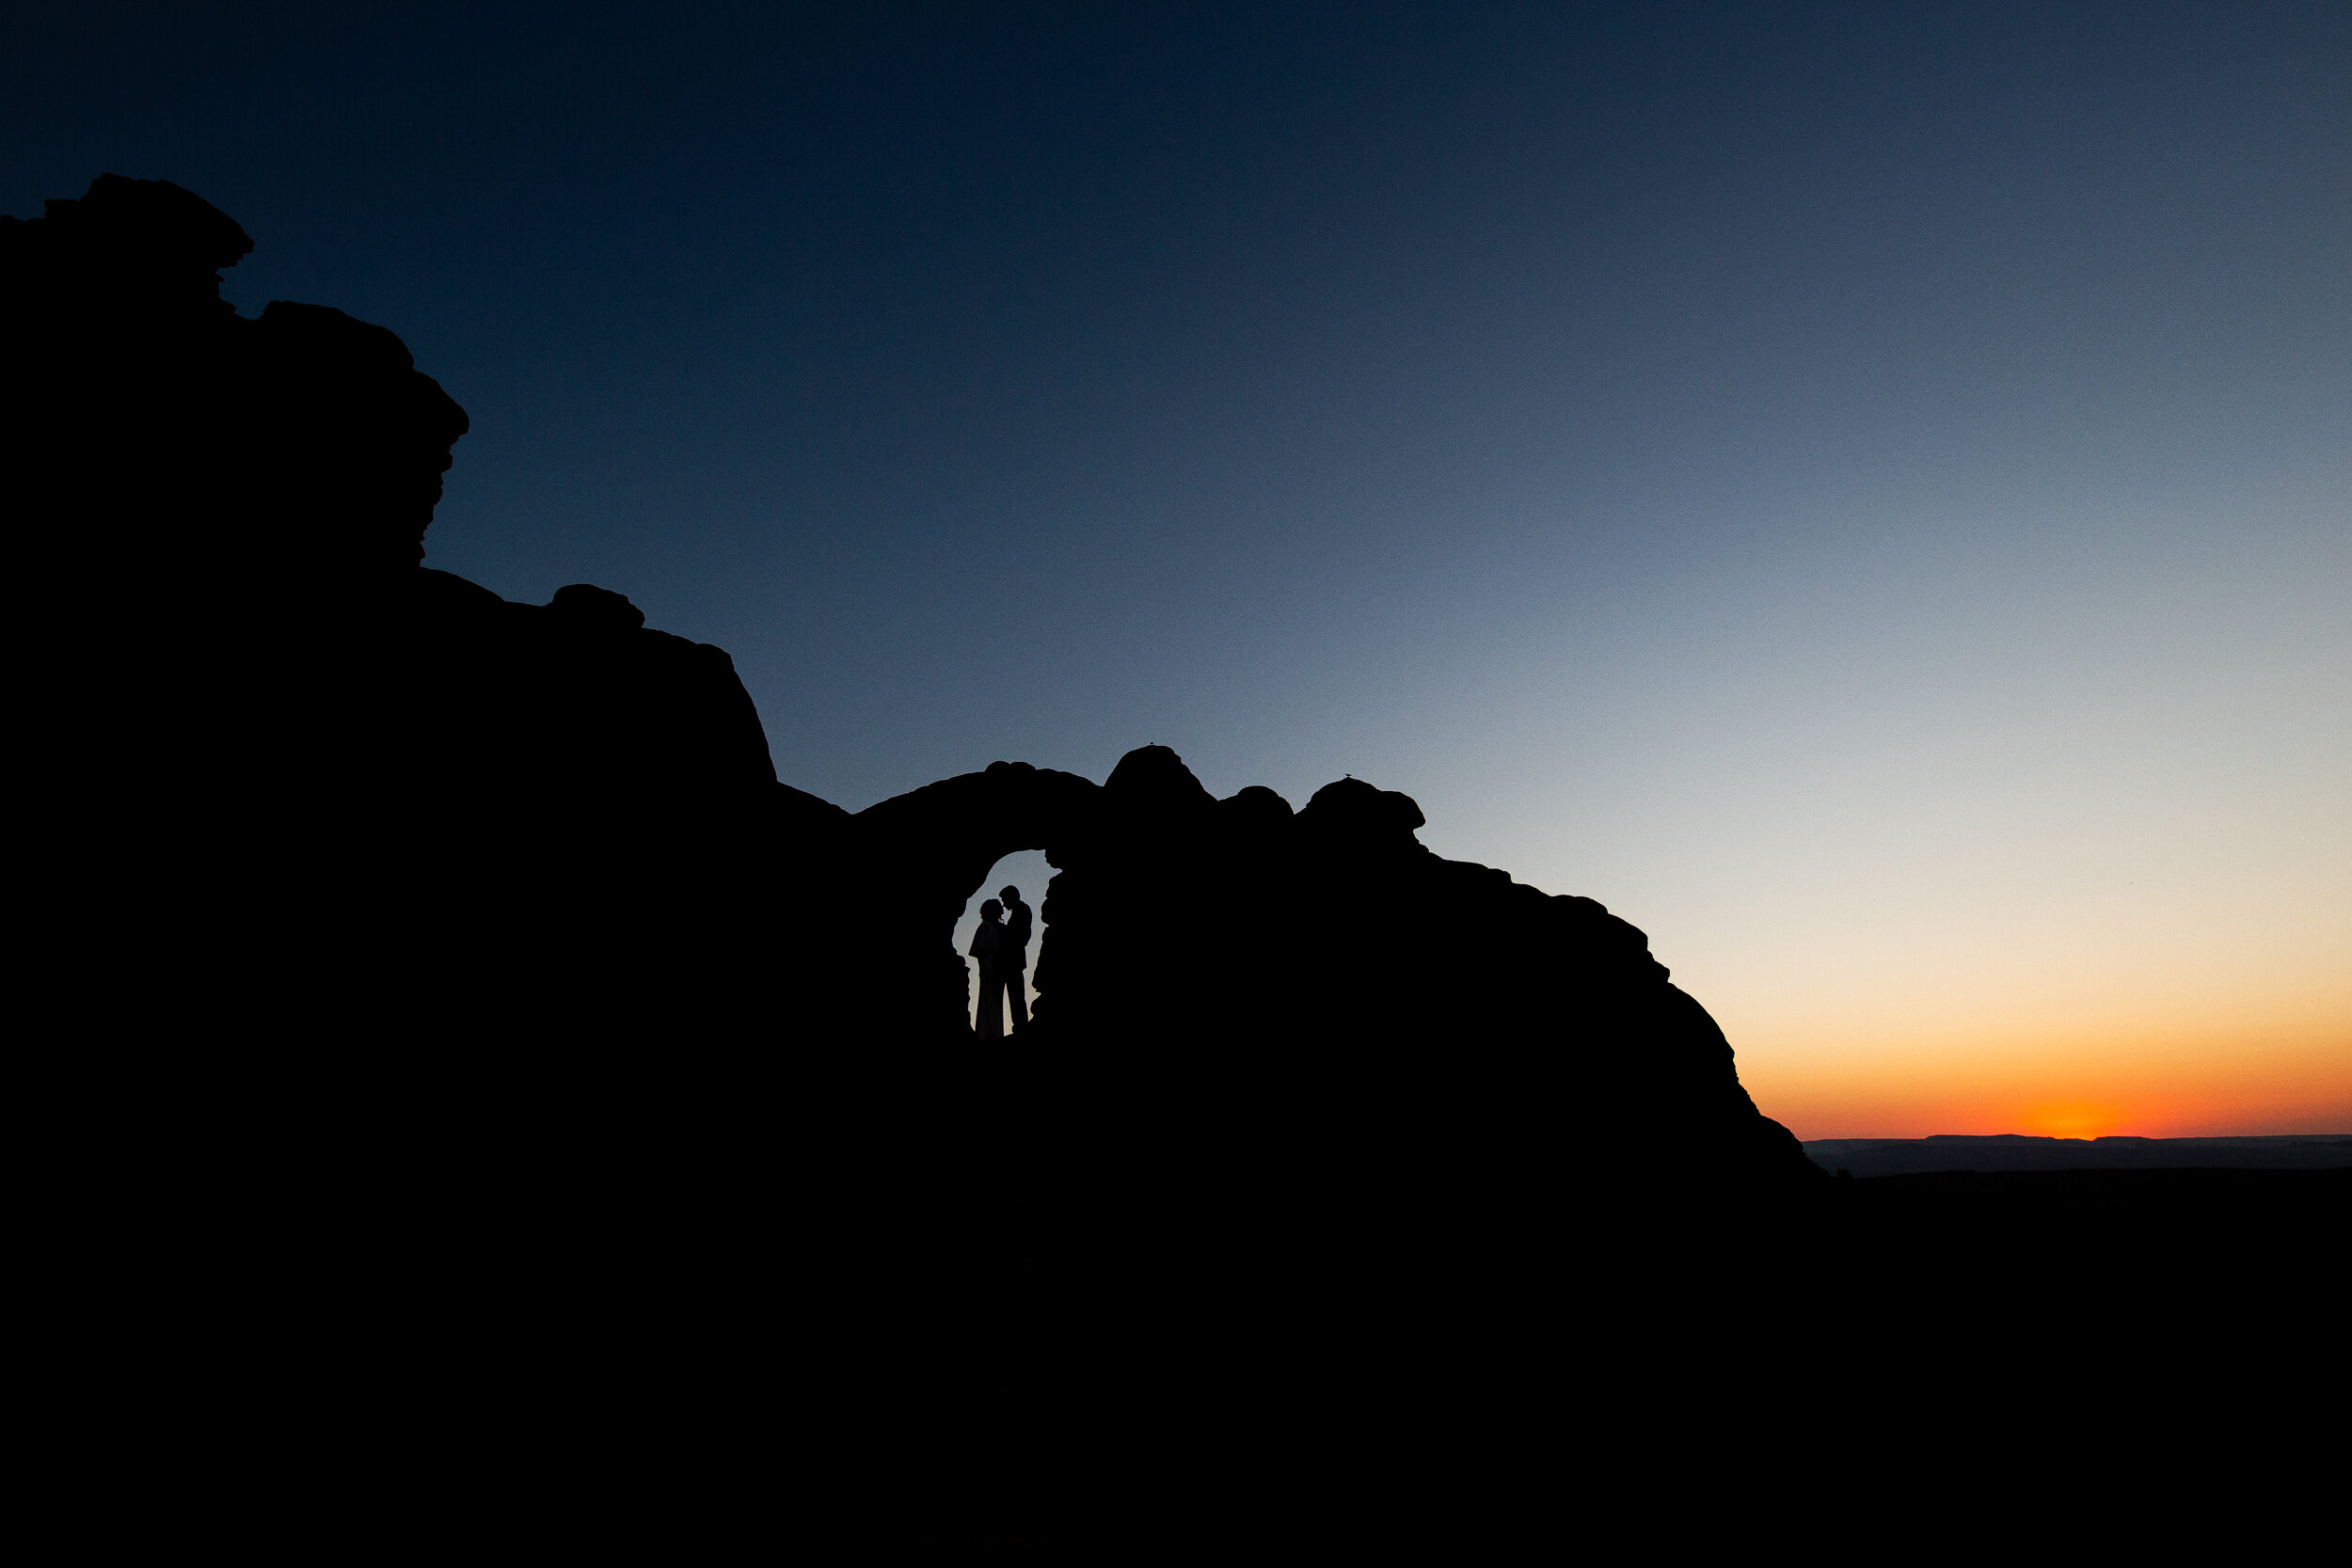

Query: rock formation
[
  {"left": 10, "top": 174, "right": 1824, "bottom": 1545},
  {"left": 835, "top": 746, "right": 1819, "bottom": 1193},
  {"left": 11, "top": 175, "right": 799, "bottom": 1059},
  {"left": 11, "top": 170, "right": 1816, "bottom": 1176}
]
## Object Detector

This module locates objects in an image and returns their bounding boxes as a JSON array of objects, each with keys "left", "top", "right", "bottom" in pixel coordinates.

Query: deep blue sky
[{"left": 10, "top": 4, "right": 2346, "bottom": 1129}]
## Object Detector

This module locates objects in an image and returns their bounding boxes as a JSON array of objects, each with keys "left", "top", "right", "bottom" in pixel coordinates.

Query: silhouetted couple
[{"left": 969, "top": 884, "right": 1032, "bottom": 1040}]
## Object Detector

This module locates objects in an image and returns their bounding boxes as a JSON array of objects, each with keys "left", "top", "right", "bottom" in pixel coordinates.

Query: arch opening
[{"left": 953, "top": 847, "right": 1054, "bottom": 1036}]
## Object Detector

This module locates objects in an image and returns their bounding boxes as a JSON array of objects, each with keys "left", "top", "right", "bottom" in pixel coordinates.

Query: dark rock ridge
[
  {"left": 8, "top": 174, "right": 1813, "bottom": 1198},
  {"left": 837, "top": 747, "right": 1819, "bottom": 1199},
  {"left": 13, "top": 175, "right": 1831, "bottom": 1542},
  {"left": 11, "top": 176, "right": 794, "bottom": 1053}
]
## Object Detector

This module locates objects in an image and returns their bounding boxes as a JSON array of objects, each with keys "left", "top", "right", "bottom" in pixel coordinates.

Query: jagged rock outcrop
[
  {"left": 829, "top": 743, "right": 1817, "bottom": 1199},
  {"left": 13, "top": 171, "right": 1834, "bottom": 1548},
  {"left": 8, "top": 176, "right": 790, "bottom": 1053},
  {"left": 9, "top": 172, "right": 1812, "bottom": 1196}
]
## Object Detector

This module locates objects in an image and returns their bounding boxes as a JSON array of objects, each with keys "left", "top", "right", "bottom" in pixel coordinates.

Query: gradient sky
[{"left": 12, "top": 3, "right": 2345, "bottom": 1135}]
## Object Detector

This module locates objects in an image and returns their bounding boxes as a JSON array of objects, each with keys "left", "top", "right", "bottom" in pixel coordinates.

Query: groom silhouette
[{"left": 997, "top": 884, "right": 1033, "bottom": 1035}]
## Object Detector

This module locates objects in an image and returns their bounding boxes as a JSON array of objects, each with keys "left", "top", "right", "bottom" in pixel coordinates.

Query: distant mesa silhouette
[{"left": 1806, "top": 1134, "right": 2352, "bottom": 1178}]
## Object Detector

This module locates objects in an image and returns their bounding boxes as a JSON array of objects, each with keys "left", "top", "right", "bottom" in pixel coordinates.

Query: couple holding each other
[{"left": 968, "top": 883, "right": 1032, "bottom": 1040}]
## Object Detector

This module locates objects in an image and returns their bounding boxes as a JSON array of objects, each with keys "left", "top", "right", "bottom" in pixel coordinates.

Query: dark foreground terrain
[
  {"left": 1835, "top": 1164, "right": 2348, "bottom": 1249},
  {"left": 889, "top": 1138, "right": 2346, "bottom": 1552}
]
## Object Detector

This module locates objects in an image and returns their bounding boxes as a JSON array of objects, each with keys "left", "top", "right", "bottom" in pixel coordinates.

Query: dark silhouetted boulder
[{"left": 8, "top": 175, "right": 786, "bottom": 1068}]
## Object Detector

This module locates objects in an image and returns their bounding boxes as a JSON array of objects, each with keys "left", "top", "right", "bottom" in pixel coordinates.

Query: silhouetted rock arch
[
  {"left": 825, "top": 740, "right": 1818, "bottom": 1207},
  {"left": 834, "top": 760, "right": 1104, "bottom": 1041}
]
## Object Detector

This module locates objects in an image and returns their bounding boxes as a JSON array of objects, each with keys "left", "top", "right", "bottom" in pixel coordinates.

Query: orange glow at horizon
[
  {"left": 2018, "top": 1102, "right": 2122, "bottom": 1140},
  {"left": 1645, "top": 887, "right": 2352, "bottom": 1140},
  {"left": 1726, "top": 1023, "right": 2351, "bottom": 1141}
]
